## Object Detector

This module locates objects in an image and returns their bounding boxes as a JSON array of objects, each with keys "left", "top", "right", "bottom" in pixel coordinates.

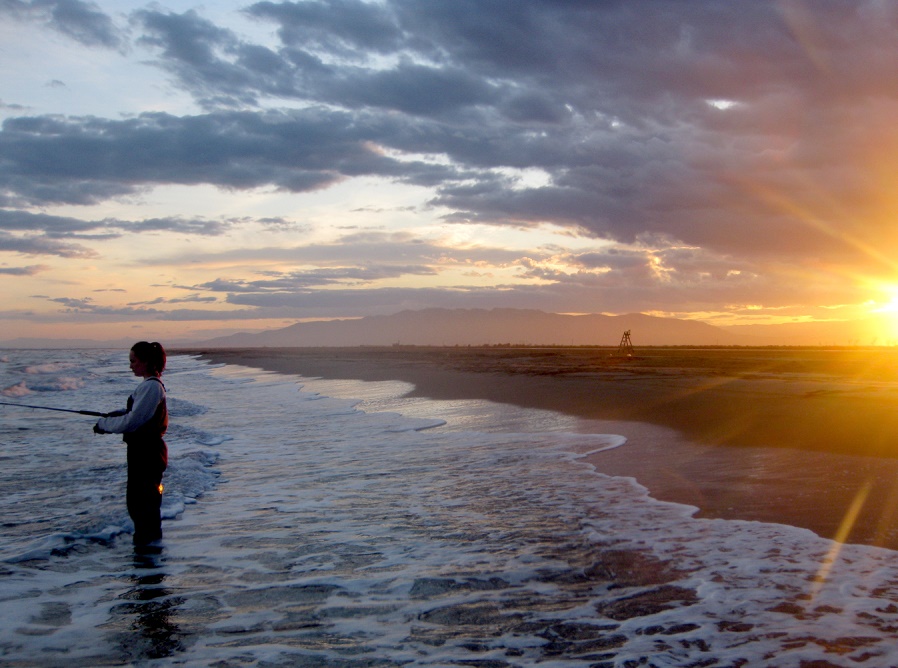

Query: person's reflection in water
[{"left": 110, "top": 549, "right": 185, "bottom": 661}]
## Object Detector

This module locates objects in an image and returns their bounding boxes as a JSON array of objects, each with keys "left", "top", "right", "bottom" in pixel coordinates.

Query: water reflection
[{"left": 108, "top": 549, "right": 185, "bottom": 661}]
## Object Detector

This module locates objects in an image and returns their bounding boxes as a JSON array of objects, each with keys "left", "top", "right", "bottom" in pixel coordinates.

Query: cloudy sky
[{"left": 3, "top": 0, "right": 898, "bottom": 342}]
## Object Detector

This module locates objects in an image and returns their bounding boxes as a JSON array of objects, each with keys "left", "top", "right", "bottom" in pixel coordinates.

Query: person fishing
[{"left": 93, "top": 341, "right": 168, "bottom": 549}]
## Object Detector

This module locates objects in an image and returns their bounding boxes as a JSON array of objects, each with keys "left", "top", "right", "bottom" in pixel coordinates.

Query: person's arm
[{"left": 96, "top": 380, "right": 163, "bottom": 434}]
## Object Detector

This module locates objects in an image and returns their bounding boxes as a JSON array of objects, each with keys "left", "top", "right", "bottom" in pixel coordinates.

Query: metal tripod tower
[{"left": 618, "top": 330, "right": 634, "bottom": 356}]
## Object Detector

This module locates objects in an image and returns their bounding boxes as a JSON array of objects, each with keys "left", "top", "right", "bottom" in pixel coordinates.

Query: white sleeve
[{"left": 98, "top": 379, "right": 164, "bottom": 434}]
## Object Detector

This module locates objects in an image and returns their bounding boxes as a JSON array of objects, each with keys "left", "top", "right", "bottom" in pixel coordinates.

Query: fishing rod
[{"left": 0, "top": 401, "right": 108, "bottom": 417}]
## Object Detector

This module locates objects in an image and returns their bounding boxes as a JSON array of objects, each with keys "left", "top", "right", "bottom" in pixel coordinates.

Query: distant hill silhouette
[
  {"left": 2, "top": 309, "right": 888, "bottom": 349},
  {"left": 199, "top": 308, "right": 744, "bottom": 347}
]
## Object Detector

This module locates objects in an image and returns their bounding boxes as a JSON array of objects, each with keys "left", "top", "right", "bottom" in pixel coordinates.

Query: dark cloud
[
  {"left": 135, "top": 9, "right": 263, "bottom": 108},
  {"left": 0, "top": 209, "right": 234, "bottom": 245},
  {"left": 129, "top": 294, "right": 219, "bottom": 306},
  {"left": 0, "top": 230, "right": 96, "bottom": 258},
  {"left": 126, "top": 1, "right": 898, "bottom": 266},
  {"left": 0, "top": 264, "right": 49, "bottom": 275},
  {"left": 0, "top": 109, "right": 470, "bottom": 206},
  {"left": 254, "top": 216, "right": 309, "bottom": 231},
  {"left": 49, "top": 296, "right": 99, "bottom": 309},
  {"left": 1, "top": 0, "right": 124, "bottom": 49},
  {"left": 6, "top": 1, "right": 896, "bottom": 270},
  {"left": 46, "top": 0, "right": 122, "bottom": 48},
  {"left": 5, "top": 0, "right": 898, "bottom": 327},
  {"left": 33, "top": 256, "right": 857, "bottom": 323},
  {"left": 43, "top": 295, "right": 226, "bottom": 320},
  {"left": 192, "top": 263, "right": 437, "bottom": 293},
  {"left": 129, "top": 216, "right": 231, "bottom": 235},
  {"left": 213, "top": 281, "right": 729, "bottom": 319},
  {"left": 168, "top": 234, "right": 810, "bottom": 319},
  {"left": 13, "top": 285, "right": 568, "bottom": 323},
  {"left": 33, "top": 292, "right": 284, "bottom": 321},
  {"left": 0, "top": 209, "right": 99, "bottom": 234},
  {"left": 247, "top": 0, "right": 402, "bottom": 56},
  {"left": 146, "top": 229, "right": 522, "bottom": 267},
  {"left": 0, "top": 100, "right": 29, "bottom": 112}
]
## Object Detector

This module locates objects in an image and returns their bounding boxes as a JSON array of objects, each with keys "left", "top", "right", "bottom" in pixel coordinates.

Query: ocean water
[{"left": 1, "top": 350, "right": 898, "bottom": 667}]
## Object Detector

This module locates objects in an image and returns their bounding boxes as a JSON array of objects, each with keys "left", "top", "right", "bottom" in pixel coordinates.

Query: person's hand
[{"left": 93, "top": 423, "right": 106, "bottom": 434}]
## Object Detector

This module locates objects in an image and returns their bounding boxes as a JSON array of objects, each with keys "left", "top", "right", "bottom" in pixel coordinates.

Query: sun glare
[{"left": 870, "top": 287, "right": 898, "bottom": 341}]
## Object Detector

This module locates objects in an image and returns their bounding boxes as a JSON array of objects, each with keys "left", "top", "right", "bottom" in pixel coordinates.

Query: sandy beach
[{"left": 188, "top": 346, "right": 898, "bottom": 549}]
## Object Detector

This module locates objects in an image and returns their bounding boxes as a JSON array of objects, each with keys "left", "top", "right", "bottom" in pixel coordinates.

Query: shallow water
[{"left": 2, "top": 351, "right": 898, "bottom": 666}]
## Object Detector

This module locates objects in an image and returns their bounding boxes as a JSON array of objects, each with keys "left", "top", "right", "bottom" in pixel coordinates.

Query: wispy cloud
[{"left": 0, "top": 263, "right": 50, "bottom": 275}]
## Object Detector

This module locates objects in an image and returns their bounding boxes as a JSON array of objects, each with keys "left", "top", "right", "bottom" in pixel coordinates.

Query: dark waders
[{"left": 126, "top": 438, "right": 167, "bottom": 546}]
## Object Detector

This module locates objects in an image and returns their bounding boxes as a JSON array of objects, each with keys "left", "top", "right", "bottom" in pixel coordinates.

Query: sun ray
[
  {"left": 746, "top": 179, "right": 898, "bottom": 274},
  {"left": 810, "top": 480, "right": 872, "bottom": 600}
]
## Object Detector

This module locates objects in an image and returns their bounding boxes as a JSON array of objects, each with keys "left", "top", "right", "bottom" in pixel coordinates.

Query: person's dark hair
[{"left": 132, "top": 341, "right": 166, "bottom": 375}]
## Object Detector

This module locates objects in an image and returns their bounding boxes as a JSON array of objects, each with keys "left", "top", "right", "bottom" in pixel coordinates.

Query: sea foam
[{"left": 0, "top": 351, "right": 896, "bottom": 666}]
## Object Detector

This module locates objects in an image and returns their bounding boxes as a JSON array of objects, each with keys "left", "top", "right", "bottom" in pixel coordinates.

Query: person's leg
[
  {"left": 126, "top": 441, "right": 166, "bottom": 547},
  {"left": 126, "top": 443, "right": 163, "bottom": 546},
  {"left": 127, "top": 473, "right": 163, "bottom": 546}
]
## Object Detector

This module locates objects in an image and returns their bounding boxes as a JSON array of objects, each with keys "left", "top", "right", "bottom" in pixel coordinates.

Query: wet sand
[{"left": 184, "top": 346, "right": 898, "bottom": 548}]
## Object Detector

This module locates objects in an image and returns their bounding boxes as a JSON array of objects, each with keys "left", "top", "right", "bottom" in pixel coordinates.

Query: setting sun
[{"left": 870, "top": 287, "right": 898, "bottom": 341}]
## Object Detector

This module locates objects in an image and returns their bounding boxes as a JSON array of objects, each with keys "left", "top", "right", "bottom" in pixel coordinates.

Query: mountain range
[
  {"left": 2, "top": 308, "right": 892, "bottom": 349},
  {"left": 199, "top": 308, "right": 743, "bottom": 347}
]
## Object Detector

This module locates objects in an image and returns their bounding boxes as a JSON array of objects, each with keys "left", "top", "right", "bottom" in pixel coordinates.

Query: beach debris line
[{"left": 0, "top": 401, "right": 108, "bottom": 417}]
